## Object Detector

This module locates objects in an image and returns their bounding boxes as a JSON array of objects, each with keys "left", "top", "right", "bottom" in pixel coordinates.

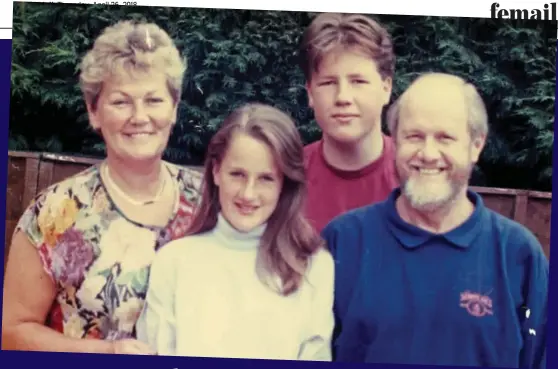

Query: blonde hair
[{"left": 79, "top": 20, "right": 187, "bottom": 110}]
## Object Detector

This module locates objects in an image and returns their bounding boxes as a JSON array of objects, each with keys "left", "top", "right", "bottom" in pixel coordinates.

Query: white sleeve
[
  {"left": 297, "top": 249, "right": 335, "bottom": 361},
  {"left": 135, "top": 244, "right": 179, "bottom": 356}
]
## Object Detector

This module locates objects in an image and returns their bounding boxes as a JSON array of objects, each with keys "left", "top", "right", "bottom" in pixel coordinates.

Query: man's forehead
[
  {"left": 398, "top": 97, "right": 468, "bottom": 135},
  {"left": 409, "top": 77, "right": 463, "bottom": 100},
  {"left": 401, "top": 77, "right": 467, "bottom": 115}
]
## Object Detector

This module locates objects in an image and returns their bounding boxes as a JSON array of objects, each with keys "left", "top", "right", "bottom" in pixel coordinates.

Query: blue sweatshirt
[{"left": 322, "top": 188, "right": 548, "bottom": 368}]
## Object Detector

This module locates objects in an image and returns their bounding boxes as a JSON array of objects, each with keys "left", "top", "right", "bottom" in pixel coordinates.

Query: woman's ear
[
  {"left": 86, "top": 102, "right": 101, "bottom": 130},
  {"left": 212, "top": 159, "right": 221, "bottom": 187}
]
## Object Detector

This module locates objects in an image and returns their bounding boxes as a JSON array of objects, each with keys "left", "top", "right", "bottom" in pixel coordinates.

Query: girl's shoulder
[
  {"left": 155, "top": 230, "right": 216, "bottom": 262},
  {"left": 306, "top": 248, "right": 335, "bottom": 282}
]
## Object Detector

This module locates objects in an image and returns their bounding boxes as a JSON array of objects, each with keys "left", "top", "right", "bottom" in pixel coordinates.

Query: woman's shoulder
[
  {"left": 27, "top": 164, "right": 101, "bottom": 212},
  {"left": 13, "top": 165, "right": 104, "bottom": 278},
  {"left": 164, "top": 161, "right": 203, "bottom": 185},
  {"left": 164, "top": 161, "right": 203, "bottom": 201}
]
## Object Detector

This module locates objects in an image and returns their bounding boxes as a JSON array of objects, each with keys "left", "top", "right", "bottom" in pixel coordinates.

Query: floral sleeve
[{"left": 14, "top": 183, "right": 77, "bottom": 284}]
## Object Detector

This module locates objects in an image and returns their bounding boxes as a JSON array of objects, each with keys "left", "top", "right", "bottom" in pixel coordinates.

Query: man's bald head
[{"left": 387, "top": 72, "right": 488, "bottom": 142}]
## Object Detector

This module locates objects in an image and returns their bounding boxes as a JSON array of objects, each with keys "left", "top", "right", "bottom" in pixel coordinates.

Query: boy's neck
[{"left": 322, "top": 126, "right": 384, "bottom": 171}]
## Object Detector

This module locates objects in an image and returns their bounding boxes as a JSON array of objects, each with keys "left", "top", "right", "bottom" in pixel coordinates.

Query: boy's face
[{"left": 306, "top": 49, "right": 392, "bottom": 145}]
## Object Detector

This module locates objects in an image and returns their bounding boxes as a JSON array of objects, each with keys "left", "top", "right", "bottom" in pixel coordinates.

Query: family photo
[{"left": 1, "top": 2, "right": 554, "bottom": 368}]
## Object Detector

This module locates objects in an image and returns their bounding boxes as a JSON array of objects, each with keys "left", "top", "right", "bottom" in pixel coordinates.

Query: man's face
[
  {"left": 306, "top": 49, "right": 392, "bottom": 144},
  {"left": 394, "top": 86, "right": 484, "bottom": 211}
]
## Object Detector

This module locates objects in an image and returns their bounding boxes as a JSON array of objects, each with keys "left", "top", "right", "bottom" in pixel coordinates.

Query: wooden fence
[{"left": 3, "top": 151, "right": 553, "bottom": 271}]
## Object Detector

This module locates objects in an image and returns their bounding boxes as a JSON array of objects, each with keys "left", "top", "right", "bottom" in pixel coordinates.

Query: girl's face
[{"left": 213, "top": 133, "right": 284, "bottom": 233}]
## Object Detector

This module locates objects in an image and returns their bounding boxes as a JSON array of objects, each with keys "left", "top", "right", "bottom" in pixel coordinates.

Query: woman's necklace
[{"left": 102, "top": 162, "right": 167, "bottom": 206}]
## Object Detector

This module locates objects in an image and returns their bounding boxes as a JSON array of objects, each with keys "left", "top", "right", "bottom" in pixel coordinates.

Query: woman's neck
[{"left": 103, "top": 156, "right": 165, "bottom": 202}]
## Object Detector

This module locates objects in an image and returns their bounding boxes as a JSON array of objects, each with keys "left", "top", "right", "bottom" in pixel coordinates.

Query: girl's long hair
[{"left": 187, "top": 103, "right": 324, "bottom": 296}]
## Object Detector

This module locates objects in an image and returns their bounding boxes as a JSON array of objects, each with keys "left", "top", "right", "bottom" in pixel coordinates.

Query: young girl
[{"left": 136, "top": 103, "right": 334, "bottom": 360}]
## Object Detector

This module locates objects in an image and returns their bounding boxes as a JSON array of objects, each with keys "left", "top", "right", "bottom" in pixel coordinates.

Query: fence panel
[
  {"left": 4, "top": 152, "right": 42, "bottom": 266},
  {"left": 3, "top": 152, "right": 553, "bottom": 273}
]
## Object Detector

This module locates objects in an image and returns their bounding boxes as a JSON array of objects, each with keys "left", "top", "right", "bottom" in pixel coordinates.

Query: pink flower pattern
[
  {"left": 51, "top": 228, "right": 94, "bottom": 286},
  {"left": 15, "top": 163, "right": 201, "bottom": 339}
]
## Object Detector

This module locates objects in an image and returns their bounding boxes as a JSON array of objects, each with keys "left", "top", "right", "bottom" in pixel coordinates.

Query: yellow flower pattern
[
  {"left": 15, "top": 163, "right": 201, "bottom": 340},
  {"left": 54, "top": 198, "right": 79, "bottom": 234}
]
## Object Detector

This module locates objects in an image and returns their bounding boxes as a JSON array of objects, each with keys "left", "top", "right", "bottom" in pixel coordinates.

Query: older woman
[{"left": 2, "top": 20, "right": 201, "bottom": 354}]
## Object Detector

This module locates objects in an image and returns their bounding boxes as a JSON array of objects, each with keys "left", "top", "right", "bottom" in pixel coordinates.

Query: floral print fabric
[{"left": 15, "top": 163, "right": 201, "bottom": 340}]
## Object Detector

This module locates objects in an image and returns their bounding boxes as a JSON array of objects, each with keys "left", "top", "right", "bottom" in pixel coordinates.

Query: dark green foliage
[{"left": 9, "top": 2, "right": 556, "bottom": 191}]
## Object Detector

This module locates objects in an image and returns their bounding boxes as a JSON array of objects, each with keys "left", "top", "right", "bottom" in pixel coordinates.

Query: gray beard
[
  {"left": 401, "top": 176, "right": 462, "bottom": 212},
  {"left": 400, "top": 162, "right": 474, "bottom": 212}
]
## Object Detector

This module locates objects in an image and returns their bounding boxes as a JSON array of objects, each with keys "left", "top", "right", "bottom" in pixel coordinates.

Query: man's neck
[
  {"left": 396, "top": 190, "right": 474, "bottom": 234},
  {"left": 322, "top": 127, "right": 384, "bottom": 171}
]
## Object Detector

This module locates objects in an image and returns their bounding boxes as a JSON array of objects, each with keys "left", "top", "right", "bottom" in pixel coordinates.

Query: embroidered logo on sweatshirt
[{"left": 460, "top": 291, "right": 493, "bottom": 317}]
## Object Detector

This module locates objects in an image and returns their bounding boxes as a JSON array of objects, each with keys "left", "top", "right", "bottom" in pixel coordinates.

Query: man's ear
[
  {"left": 382, "top": 76, "right": 393, "bottom": 106},
  {"left": 470, "top": 134, "right": 487, "bottom": 163},
  {"left": 171, "top": 101, "right": 179, "bottom": 125},
  {"left": 305, "top": 82, "right": 314, "bottom": 109}
]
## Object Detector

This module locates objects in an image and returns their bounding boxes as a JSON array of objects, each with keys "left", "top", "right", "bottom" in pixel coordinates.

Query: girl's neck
[{"left": 212, "top": 212, "right": 266, "bottom": 250}]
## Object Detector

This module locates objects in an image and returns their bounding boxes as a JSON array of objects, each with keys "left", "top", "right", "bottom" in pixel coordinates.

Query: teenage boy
[{"left": 299, "top": 13, "right": 399, "bottom": 232}]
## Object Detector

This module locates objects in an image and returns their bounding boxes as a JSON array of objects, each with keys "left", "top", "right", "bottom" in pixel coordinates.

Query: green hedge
[{"left": 9, "top": 3, "right": 556, "bottom": 191}]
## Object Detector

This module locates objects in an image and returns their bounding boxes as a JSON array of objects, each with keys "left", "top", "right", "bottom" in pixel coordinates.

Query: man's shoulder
[
  {"left": 322, "top": 201, "right": 386, "bottom": 236},
  {"left": 483, "top": 205, "right": 546, "bottom": 259},
  {"left": 303, "top": 140, "right": 321, "bottom": 162},
  {"left": 304, "top": 139, "right": 321, "bottom": 152},
  {"left": 320, "top": 201, "right": 390, "bottom": 284}
]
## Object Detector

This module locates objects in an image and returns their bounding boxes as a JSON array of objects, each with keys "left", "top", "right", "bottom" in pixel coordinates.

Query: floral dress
[{"left": 14, "top": 162, "right": 202, "bottom": 340}]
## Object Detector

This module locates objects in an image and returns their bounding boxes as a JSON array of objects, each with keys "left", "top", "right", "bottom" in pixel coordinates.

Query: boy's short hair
[{"left": 299, "top": 13, "right": 395, "bottom": 82}]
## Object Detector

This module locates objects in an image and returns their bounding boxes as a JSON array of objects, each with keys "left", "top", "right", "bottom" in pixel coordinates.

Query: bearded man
[{"left": 322, "top": 73, "right": 548, "bottom": 369}]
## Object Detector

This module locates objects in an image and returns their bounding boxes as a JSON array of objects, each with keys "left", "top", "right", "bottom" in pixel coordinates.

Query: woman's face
[
  {"left": 88, "top": 71, "right": 177, "bottom": 164},
  {"left": 213, "top": 133, "right": 284, "bottom": 233}
]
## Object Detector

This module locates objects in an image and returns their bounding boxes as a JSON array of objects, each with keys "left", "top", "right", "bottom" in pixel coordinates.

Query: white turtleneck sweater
[{"left": 136, "top": 214, "right": 335, "bottom": 361}]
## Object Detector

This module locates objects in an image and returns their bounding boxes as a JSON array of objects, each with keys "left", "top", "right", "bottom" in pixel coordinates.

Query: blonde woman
[{"left": 2, "top": 20, "right": 201, "bottom": 354}]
